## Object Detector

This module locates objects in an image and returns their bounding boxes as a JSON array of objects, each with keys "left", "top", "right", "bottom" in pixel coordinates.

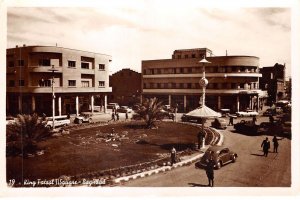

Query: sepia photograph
[{"left": 1, "top": 0, "right": 300, "bottom": 198}]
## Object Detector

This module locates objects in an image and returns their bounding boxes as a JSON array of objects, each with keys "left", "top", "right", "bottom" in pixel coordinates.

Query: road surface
[{"left": 121, "top": 117, "right": 291, "bottom": 187}]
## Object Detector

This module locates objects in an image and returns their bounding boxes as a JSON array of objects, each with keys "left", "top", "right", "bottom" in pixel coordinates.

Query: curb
[{"left": 113, "top": 151, "right": 206, "bottom": 184}]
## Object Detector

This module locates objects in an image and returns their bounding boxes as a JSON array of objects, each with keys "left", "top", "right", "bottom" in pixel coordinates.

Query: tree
[
  {"left": 135, "top": 97, "right": 165, "bottom": 128},
  {"left": 6, "top": 113, "right": 51, "bottom": 156}
]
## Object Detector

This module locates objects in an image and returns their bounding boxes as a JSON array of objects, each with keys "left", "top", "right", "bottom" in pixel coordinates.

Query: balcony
[
  {"left": 143, "top": 72, "right": 262, "bottom": 78},
  {"left": 28, "top": 66, "right": 63, "bottom": 73}
]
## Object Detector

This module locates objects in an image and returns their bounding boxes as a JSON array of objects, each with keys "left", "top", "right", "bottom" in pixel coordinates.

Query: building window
[
  {"left": 185, "top": 55, "right": 189, "bottom": 58},
  {"left": 19, "top": 80, "right": 25, "bottom": 86},
  {"left": 177, "top": 55, "right": 181, "bottom": 59},
  {"left": 187, "top": 83, "right": 192, "bottom": 89},
  {"left": 68, "top": 80, "right": 76, "bottom": 87},
  {"left": 81, "top": 81, "right": 89, "bottom": 87},
  {"left": 192, "top": 54, "right": 196, "bottom": 58},
  {"left": 99, "top": 81, "right": 105, "bottom": 87},
  {"left": 8, "top": 80, "right": 15, "bottom": 87},
  {"left": 39, "top": 59, "right": 50, "bottom": 66},
  {"left": 81, "top": 62, "right": 89, "bottom": 69},
  {"left": 99, "top": 64, "right": 105, "bottom": 70},
  {"left": 68, "top": 60, "right": 76, "bottom": 68},
  {"left": 17, "top": 60, "right": 24, "bottom": 66},
  {"left": 39, "top": 79, "right": 51, "bottom": 87},
  {"left": 8, "top": 61, "right": 14, "bottom": 68}
]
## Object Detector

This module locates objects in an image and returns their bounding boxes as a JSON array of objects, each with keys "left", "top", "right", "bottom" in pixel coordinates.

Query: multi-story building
[
  {"left": 142, "top": 48, "right": 263, "bottom": 112},
  {"left": 6, "top": 45, "right": 112, "bottom": 116},
  {"left": 259, "top": 63, "right": 286, "bottom": 105},
  {"left": 108, "top": 68, "right": 141, "bottom": 106}
]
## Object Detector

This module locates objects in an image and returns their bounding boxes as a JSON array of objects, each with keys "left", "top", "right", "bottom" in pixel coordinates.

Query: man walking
[
  {"left": 228, "top": 115, "right": 234, "bottom": 126},
  {"left": 261, "top": 137, "right": 270, "bottom": 157},
  {"left": 272, "top": 135, "right": 279, "bottom": 153},
  {"left": 206, "top": 156, "right": 215, "bottom": 187},
  {"left": 170, "top": 147, "right": 176, "bottom": 166}
]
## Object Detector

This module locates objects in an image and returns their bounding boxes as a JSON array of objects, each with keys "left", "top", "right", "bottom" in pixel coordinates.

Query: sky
[{"left": 6, "top": 1, "right": 291, "bottom": 77}]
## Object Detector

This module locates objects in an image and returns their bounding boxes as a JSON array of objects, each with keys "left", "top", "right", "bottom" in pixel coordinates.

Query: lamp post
[
  {"left": 198, "top": 58, "right": 211, "bottom": 107},
  {"left": 198, "top": 57, "right": 211, "bottom": 149},
  {"left": 48, "top": 65, "right": 58, "bottom": 129}
]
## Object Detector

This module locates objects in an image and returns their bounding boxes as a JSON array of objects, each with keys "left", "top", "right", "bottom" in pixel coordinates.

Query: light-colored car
[
  {"left": 211, "top": 118, "right": 227, "bottom": 129},
  {"left": 45, "top": 115, "right": 70, "bottom": 129},
  {"left": 74, "top": 113, "right": 93, "bottom": 124},
  {"left": 117, "top": 106, "right": 132, "bottom": 113},
  {"left": 236, "top": 109, "right": 259, "bottom": 117},
  {"left": 107, "top": 103, "right": 120, "bottom": 110}
]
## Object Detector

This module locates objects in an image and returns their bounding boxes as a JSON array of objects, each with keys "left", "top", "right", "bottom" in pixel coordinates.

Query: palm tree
[
  {"left": 6, "top": 113, "right": 51, "bottom": 156},
  {"left": 135, "top": 97, "right": 165, "bottom": 128}
]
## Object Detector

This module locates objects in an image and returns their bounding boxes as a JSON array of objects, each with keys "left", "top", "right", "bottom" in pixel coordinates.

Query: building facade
[
  {"left": 6, "top": 45, "right": 112, "bottom": 116},
  {"left": 259, "top": 63, "right": 286, "bottom": 105},
  {"left": 108, "top": 68, "right": 141, "bottom": 106},
  {"left": 142, "top": 48, "right": 263, "bottom": 113}
]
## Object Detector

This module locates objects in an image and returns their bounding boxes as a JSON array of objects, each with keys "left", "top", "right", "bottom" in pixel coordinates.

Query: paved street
[{"left": 120, "top": 116, "right": 291, "bottom": 187}]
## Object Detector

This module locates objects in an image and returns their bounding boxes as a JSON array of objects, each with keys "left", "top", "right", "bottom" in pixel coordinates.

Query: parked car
[
  {"left": 107, "top": 103, "right": 120, "bottom": 110},
  {"left": 74, "top": 113, "right": 93, "bottom": 124},
  {"left": 236, "top": 109, "right": 259, "bottom": 117},
  {"left": 45, "top": 115, "right": 70, "bottom": 128},
  {"left": 256, "top": 121, "right": 283, "bottom": 135},
  {"left": 220, "top": 109, "right": 230, "bottom": 117},
  {"left": 181, "top": 114, "right": 203, "bottom": 123},
  {"left": 199, "top": 146, "right": 238, "bottom": 169},
  {"left": 211, "top": 118, "right": 227, "bottom": 129},
  {"left": 263, "top": 108, "right": 276, "bottom": 116},
  {"left": 234, "top": 120, "right": 259, "bottom": 134},
  {"left": 117, "top": 106, "right": 133, "bottom": 113}
]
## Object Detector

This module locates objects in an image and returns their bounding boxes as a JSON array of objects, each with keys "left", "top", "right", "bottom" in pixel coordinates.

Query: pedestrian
[
  {"left": 42, "top": 113, "right": 46, "bottom": 121},
  {"left": 261, "top": 137, "right": 270, "bottom": 157},
  {"left": 197, "top": 131, "right": 204, "bottom": 150},
  {"left": 206, "top": 156, "right": 215, "bottom": 187},
  {"left": 269, "top": 115, "right": 274, "bottom": 123},
  {"left": 125, "top": 112, "right": 128, "bottom": 121},
  {"left": 272, "top": 135, "right": 279, "bottom": 153},
  {"left": 111, "top": 112, "right": 115, "bottom": 121},
  {"left": 228, "top": 115, "right": 234, "bottom": 126},
  {"left": 116, "top": 112, "right": 119, "bottom": 121},
  {"left": 170, "top": 147, "right": 176, "bottom": 166},
  {"left": 252, "top": 116, "right": 257, "bottom": 124}
]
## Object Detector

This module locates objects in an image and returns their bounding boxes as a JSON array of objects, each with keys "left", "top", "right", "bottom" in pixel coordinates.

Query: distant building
[
  {"left": 109, "top": 68, "right": 141, "bottom": 106},
  {"left": 259, "top": 63, "right": 286, "bottom": 105},
  {"left": 142, "top": 48, "right": 263, "bottom": 112},
  {"left": 6, "top": 45, "right": 112, "bottom": 116}
]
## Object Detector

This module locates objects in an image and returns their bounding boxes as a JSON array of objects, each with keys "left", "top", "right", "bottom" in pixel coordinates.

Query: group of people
[
  {"left": 110, "top": 107, "right": 129, "bottom": 122},
  {"left": 261, "top": 136, "right": 280, "bottom": 156}
]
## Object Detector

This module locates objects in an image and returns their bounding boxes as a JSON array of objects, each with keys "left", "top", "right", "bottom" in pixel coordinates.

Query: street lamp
[
  {"left": 48, "top": 65, "right": 58, "bottom": 129},
  {"left": 198, "top": 58, "right": 211, "bottom": 107}
]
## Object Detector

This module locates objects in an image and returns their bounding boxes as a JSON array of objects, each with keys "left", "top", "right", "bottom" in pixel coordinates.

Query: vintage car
[
  {"left": 234, "top": 120, "right": 259, "bottom": 134},
  {"left": 263, "top": 108, "right": 276, "bottom": 116},
  {"left": 107, "top": 103, "right": 120, "bottom": 110},
  {"left": 181, "top": 114, "right": 203, "bottom": 123},
  {"left": 74, "top": 113, "right": 93, "bottom": 124},
  {"left": 45, "top": 115, "right": 71, "bottom": 128},
  {"left": 211, "top": 118, "right": 227, "bottom": 129},
  {"left": 281, "top": 121, "right": 291, "bottom": 137},
  {"left": 236, "top": 109, "right": 259, "bottom": 117},
  {"left": 199, "top": 146, "right": 238, "bottom": 169},
  {"left": 117, "top": 106, "right": 133, "bottom": 113}
]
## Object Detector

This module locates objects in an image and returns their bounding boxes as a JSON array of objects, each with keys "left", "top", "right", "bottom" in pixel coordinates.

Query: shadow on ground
[{"left": 188, "top": 182, "right": 209, "bottom": 187}]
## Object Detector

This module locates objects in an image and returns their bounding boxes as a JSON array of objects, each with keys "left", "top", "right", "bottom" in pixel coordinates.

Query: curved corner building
[
  {"left": 142, "top": 48, "right": 263, "bottom": 112},
  {"left": 6, "top": 45, "right": 112, "bottom": 116}
]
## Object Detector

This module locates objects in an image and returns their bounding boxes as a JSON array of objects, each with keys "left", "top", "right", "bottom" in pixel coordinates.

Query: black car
[
  {"left": 199, "top": 146, "right": 238, "bottom": 169},
  {"left": 263, "top": 108, "right": 276, "bottom": 116},
  {"left": 181, "top": 114, "right": 203, "bottom": 123},
  {"left": 234, "top": 120, "right": 259, "bottom": 134}
]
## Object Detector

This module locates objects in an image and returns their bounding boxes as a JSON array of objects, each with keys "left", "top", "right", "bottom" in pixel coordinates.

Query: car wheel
[
  {"left": 46, "top": 125, "right": 51, "bottom": 129},
  {"left": 231, "top": 155, "right": 236, "bottom": 163},
  {"left": 216, "top": 161, "right": 222, "bottom": 169},
  {"left": 88, "top": 118, "right": 93, "bottom": 123},
  {"left": 78, "top": 119, "right": 82, "bottom": 124}
]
